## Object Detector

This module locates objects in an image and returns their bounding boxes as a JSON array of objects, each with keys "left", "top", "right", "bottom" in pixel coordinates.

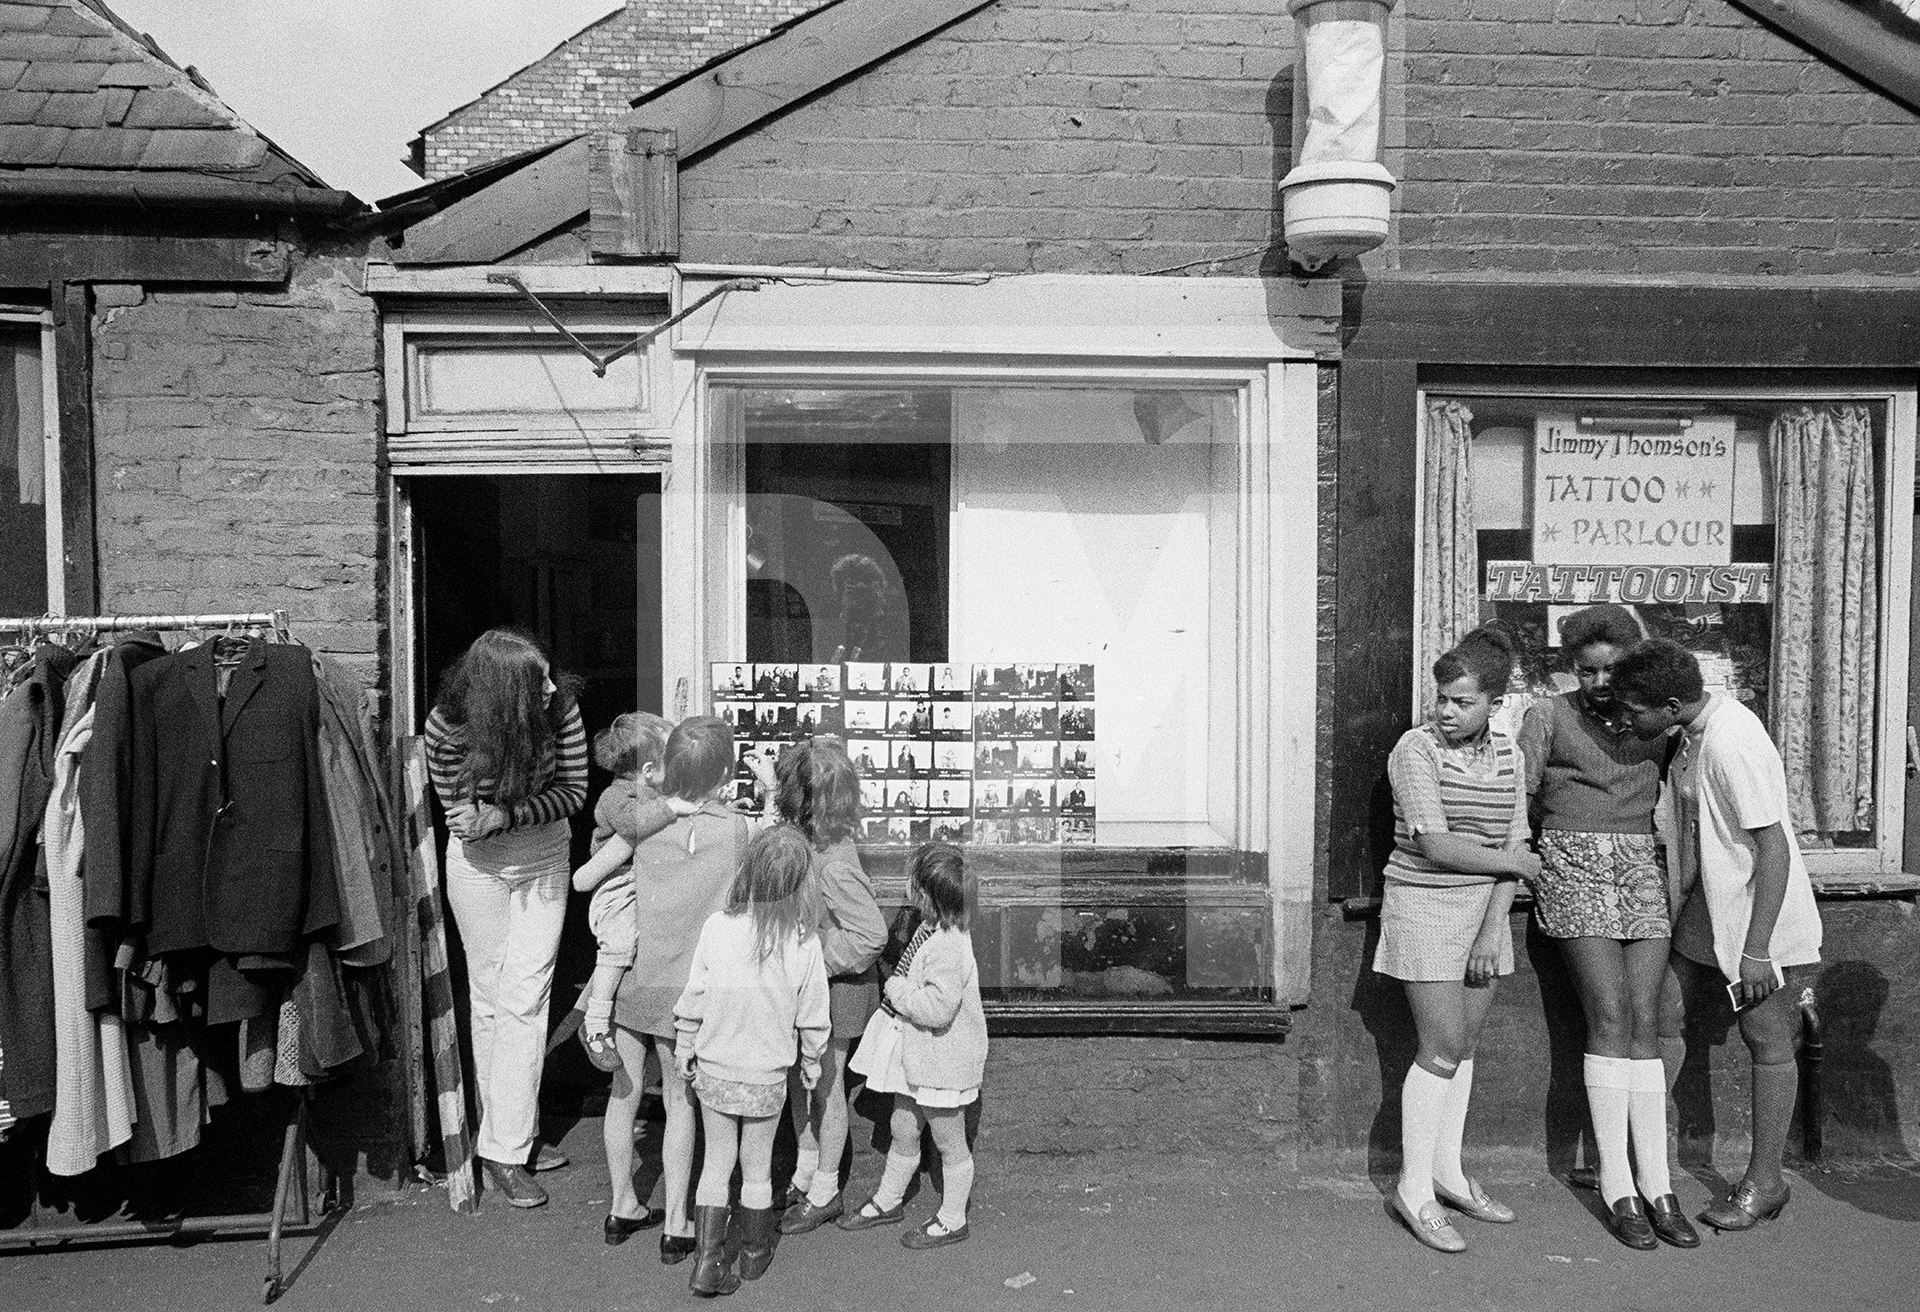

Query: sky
[{"left": 108, "top": 1, "right": 624, "bottom": 202}]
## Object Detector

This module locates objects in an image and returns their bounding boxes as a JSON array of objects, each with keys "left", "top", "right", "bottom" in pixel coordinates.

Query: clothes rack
[{"left": 0, "top": 609, "right": 340, "bottom": 1304}]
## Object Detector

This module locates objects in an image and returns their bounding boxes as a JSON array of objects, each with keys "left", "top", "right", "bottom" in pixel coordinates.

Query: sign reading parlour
[{"left": 1485, "top": 410, "right": 1771, "bottom": 605}]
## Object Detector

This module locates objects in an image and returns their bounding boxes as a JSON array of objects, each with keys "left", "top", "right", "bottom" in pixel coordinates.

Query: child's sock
[
  {"left": 934, "top": 1154, "right": 973, "bottom": 1231},
  {"left": 868, "top": 1145, "right": 919, "bottom": 1212},
  {"left": 741, "top": 1179, "right": 773, "bottom": 1210},
  {"left": 805, "top": 1170, "right": 839, "bottom": 1208},
  {"left": 1584, "top": 1053, "right": 1635, "bottom": 1206},
  {"left": 1660, "top": 1035, "right": 1687, "bottom": 1094},
  {"left": 1430, "top": 1057, "right": 1477, "bottom": 1198},
  {"left": 789, "top": 1147, "right": 818, "bottom": 1196},
  {"left": 1627, "top": 1058, "right": 1673, "bottom": 1200},
  {"left": 1396, "top": 1061, "right": 1453, "bottom": 1206}
]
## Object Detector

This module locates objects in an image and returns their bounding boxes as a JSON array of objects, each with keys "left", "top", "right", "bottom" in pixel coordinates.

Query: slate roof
[{"left": 0, "top": 0, "right": 329, "bottom": 192}]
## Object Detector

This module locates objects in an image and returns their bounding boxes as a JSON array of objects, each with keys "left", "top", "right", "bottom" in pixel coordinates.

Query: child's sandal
[
  {"left": 836, "top": 1199, "right": 904, "bottom": 1231},
  {"left": 579, "top": 1025, "right": 621, "bottom": 1073}
]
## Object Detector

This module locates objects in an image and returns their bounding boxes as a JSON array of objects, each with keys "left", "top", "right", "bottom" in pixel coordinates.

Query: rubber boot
[
  {"left": 689, "top": 1205, "right": 740, "bottom": 1297},
  {"left": 737, "top": 1207, "right": 779, "bottom": 1280}
]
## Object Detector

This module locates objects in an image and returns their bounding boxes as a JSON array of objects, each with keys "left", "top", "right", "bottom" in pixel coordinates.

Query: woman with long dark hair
[{"left": 427, "top": 629, "right": 588, "bottom": 1208}]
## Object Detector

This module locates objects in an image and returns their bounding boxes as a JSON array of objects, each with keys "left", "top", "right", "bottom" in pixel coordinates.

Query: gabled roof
[{"left": 0, "top": 0, "right": 357, "bottom": 213}]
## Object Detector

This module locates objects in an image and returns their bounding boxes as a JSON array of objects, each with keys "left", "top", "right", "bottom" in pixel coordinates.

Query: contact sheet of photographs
[{"left": 711, "top": 661, "right": 1096, "bottom": 846}]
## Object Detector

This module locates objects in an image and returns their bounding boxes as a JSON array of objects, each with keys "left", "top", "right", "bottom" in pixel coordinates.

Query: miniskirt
[
  {"left": 847, "top": 1009, "right": 978, "bottom": 1108},
  {"left": 1372, "top": 879, "right": 1515, "bottom": 983},
  {"left": 1535, "top": 830, "right": 1669, "bottom": 941},
  {"left": 692, "top": 1070, "right": 787, "bottom": 1118}
]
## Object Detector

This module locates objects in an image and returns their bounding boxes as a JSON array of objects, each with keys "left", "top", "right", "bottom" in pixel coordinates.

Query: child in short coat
[{"left": 843, "top": 842, "right": 987, "bottom": 1247}]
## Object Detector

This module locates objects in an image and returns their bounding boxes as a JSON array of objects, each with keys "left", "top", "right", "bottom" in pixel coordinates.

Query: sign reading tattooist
[{"left": 1531, "top": 412, "right": 1736, "bottom": 565}]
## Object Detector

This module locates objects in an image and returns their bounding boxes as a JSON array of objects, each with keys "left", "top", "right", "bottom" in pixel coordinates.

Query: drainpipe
[{"left": 1277, "top": 0, "right": 1398, "bottom": 270}]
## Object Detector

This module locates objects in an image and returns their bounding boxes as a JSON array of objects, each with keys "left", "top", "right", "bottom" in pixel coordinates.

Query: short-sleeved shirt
[
  {"left": 1383, "top": 723, "right": 1527, "bottom": 888},
  {"left": 1518, "top": 691, "right": 1670, "bottom": 834},
  {"left": 1668, "top": 695, "right": 1822, "bottom": 980}
]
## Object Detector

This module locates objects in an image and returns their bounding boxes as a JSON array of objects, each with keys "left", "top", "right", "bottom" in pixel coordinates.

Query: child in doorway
[
  {"left": 843, "top": 842, "right": 987, "bottom": 1248},
  {"left": 673, "top": 826, "right": 831, "bottom": 1296},
  {"left": 572, "top": 711, "right": 699, "bottom": 1242}
]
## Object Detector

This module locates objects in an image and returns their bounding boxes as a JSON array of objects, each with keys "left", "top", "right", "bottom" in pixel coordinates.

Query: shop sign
[
  {"left": 1532, "top": 412, "right": 1736, "bottom": 565},
  {"left": 1483, "top": 560, "right": 1772, "bottom": 605}
]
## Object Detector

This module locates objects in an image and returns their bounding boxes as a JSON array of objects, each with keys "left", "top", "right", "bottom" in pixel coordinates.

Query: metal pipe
[
  {"left": 484, "top": 274, "right": 762, "bottom": 376},
  {"left": 0, "top": 610, "right": 289, "bottom": 634},
  {"left": 0, "top": 1214, "right": 326, "bottom": 1249},
  {"left": 674, "top": 262, "right": 994, "bottom": 285},
  {"left": 1799, "top": 987, "right": 1824, "bottom": 1165}
]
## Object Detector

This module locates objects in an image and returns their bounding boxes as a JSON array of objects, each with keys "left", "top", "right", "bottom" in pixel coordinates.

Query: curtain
[
  {"left": 2, "top": 332, "right": 43, "bottom": 506},
  {"left": 1769, "top": 403, "right": 1877, "bottom": 835},
  {"left": 1420, "top": 398, "right": 1479, "bottom": 698}
]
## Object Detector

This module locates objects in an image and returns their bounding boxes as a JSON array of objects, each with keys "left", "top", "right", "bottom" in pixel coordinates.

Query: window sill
[
  {"left": 1814, "top": 872, "right": 1920, "bottom": 899},
  {"left": 984, "top": 1000, "right": 1291, "bottom": 1037}
]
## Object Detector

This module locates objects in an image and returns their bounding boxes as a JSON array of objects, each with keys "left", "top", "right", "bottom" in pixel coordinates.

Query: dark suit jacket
[{"left": 130, "top": 640, "right": 339, "bottom": 957}]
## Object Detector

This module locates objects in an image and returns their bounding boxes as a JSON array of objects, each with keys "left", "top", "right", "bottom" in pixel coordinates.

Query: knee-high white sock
[
  {"left": 1660, "top": 1036, "right": 1687, "bottom": 1095},
  {"left": 1431, "top": 1057, "right": 1477, "bottom": 1197},
  {"left": 869, "top": 1145, "right": 919, "bottom": 1212},
  {"left": 935, "top": 1154, "right": 974, "bottom": 1230},
  {"left": 1397, "top": 1063, "right": 1453, "bottom": 1206},
  {"left": 741, "top": 1179, "right": 773, "bottom": 1210},
  {"left": 1584, "top": 1054, "right": 1635, "bottom": 1206},
  {"left": 1627, "top": 1058, "right": 1672, "bottom": 1200},
  {"left": 790, "top": 1147, "right": 818, "bottom": 1194}
]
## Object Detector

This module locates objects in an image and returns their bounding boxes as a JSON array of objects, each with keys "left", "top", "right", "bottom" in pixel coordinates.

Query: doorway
[{"left": 407, "top": 472, "right": 662, "bottom": 1110}]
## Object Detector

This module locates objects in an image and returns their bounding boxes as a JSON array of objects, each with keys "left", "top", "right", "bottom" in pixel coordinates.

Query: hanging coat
[{"left": 128, "top": 639, "right": 339, "bottom": 958}]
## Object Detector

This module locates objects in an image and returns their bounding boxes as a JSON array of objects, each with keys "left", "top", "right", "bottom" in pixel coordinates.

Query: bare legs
[
  {"left": 1398, "top": 977, "right": 1499, "bottom": 1208},
  {"left": 694, "top": 1104, "right": 780, "bottom": 1209},
  {"left": 602, "top": 1026, "right": 652, "bottom": 1220},
  {"left": 788, "top": 1039, "right": 850, "bottom": 1206},
  {"left": 868, "top": 1096, "right": 973, "bottom": 1233},
  {"left": 651, "top": 1033, "right": 698, "bottom": 1238},
  {"left": 1561, "top": 937, "right": 1672, "bottom": 1205},
  {"left": 1663, "top": 954, "right": 1801, "bottom": 1195}
]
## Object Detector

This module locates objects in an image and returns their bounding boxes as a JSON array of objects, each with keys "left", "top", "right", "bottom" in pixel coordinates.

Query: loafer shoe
[
  {"left": 1567, "top": 1165, "right": 1600, "bottom": 1191},
  {"left": 660, "top": 1230, "right": 698, "bottom": 1264},
  {"left": 901, "top": 1218, "right": 969, "bottom": 1249},
  {"left": 481, "top": 1159, "right": 548, "bottom": 1209},
  {"left": 1698, "top": 1179, "right": 1789, "bottom": 1232},
  {"left": 605, "top": 1208, "right": 664, "bottom": 1245},
  {"left": 836, "top": 1199, "right": 906, "bottom": 1231},
  {"left": 778, "top": 1193, "right": 842, "bottom": 1234},
  {"left": 529, "top": 1143, "right": 569, "bottom": 1173},
  {"left": 1435, "top": 1178, "right": 1515, "bottom": 1223},
  {"left": 1607, "top": 1196, "right": 1657, "bottom": 1250},
  {"left": 1647, "top": 1194, "right": 1701, "bottom": 1248},
  {"left": 1391, "top": 1190, "right": 1466, "bottom": 1254}
]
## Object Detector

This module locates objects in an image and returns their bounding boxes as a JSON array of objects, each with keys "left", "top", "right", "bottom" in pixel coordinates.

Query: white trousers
[{"left": 444, "top": 823, "right": 569, "bottom": 1165}]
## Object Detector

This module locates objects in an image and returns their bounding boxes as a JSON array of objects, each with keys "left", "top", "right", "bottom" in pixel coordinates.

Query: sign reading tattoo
[{"left": 1531, "top": 412, "right": 1736, "bottom": 565}]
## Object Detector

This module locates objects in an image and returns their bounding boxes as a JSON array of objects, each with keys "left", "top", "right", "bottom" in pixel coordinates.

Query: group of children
[{"left": 568, "top": 711, "right": 988, "bottom": 1297}]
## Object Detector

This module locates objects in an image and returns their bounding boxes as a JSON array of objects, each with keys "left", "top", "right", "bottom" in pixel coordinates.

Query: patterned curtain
[
  {"left": 1769, "top": 403, "right": 1877, "bottom": 835},
  {"left": 1420, "top": 398, "right": 1478, "bottom": 698}
]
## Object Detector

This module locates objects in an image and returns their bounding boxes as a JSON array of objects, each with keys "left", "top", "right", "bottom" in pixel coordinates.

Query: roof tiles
[{"left": 0, "top": 0, "right": 330, "bottom": 190}]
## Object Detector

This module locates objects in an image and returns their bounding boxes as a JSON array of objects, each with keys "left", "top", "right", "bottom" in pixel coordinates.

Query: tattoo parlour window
[
  {"left": 1419, "top": 387, "right": 1914, "bottom": 872},
  {"left": 708, "top": 381, "right": 1271, "bottom": 1007}
]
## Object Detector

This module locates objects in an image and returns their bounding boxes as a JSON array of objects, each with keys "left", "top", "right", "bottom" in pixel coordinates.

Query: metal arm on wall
[
  {"left": 484, "top": 272, "right": 761, "bottom": 376},
  {"left": 0, "top": 610, "right": 290, "bottom": 637}
]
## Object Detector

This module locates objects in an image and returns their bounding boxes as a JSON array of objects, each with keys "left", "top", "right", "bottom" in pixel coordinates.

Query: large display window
[{"left": 1417, "top": 384, "right": 1916, "bottom": 878}]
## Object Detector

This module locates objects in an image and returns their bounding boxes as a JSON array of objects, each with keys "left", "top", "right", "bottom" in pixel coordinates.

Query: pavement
[{"left": 3, "top": 1118, "right": 1918, "bottom": 1312}]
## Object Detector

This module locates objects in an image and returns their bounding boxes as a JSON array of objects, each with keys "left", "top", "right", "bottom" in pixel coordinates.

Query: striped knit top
[
  {"left": 1383, "top": 722, "right": 1527, "bottom": 888},
  {"left": 424, "top": 701, "right": 588, "bottom": 830}
]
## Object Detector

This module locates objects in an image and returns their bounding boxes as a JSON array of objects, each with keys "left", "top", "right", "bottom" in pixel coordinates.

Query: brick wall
[
  {"left": 1400, "top": 0, "right": 1920, "bottom": 275},
  {"left": 418, "top": 0, "right": 821, "bottom": 180},
  {"left": 90, "top": 248, "right": 383, "bottom": 675},
  {"left": 678, "top": 0, "right": 1294, "bottom": 275}
]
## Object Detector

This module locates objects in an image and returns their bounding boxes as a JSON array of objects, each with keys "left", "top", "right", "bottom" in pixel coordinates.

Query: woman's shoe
[
  {"left": 1647, "top": 1194, "right": 1701, "bottom": 1248},
  {"left": 659, "top": 1229, "right": 697, "bottom": 1265},
  {"left": 901, "top": 1217, "right": 969, "bottom": 1249},
  {"left": 736, "top": 1207, "right": 779, "bottom": 1280},
  {"left": 1698, "top": 1178, "right": 1789, "bottom": 1232},
  {"left": 689, "top": 1205, "right": 740, "bottom": 1297},
  {"left": 1434, "top": 1178, "right": 1516, "bottom": 1223},
  {"left": 1391, "top": 1190, "right": 1466, "bottom": 1254},
  {"left": 778, "top": 1192, "right": 842, "bottom": 1234},
  {"left": 480, "top": 1159, "right": 548, "bottom": 1209},
  {"left": 604, "top": 1208, "right": 664, "bottom": 1245},
  {"left": 836, "top": 1199, "right": 906, "bottom": 1231},
  {"left": 1606, "top": 1196, "right": 1658, "bottom": 1250}
]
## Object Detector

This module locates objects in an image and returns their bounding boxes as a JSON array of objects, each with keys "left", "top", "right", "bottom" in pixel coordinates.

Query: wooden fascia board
[
  {"left": 1728, "top": 0, "right": 1920, "bottom": 116},
  {"left": 389, "top": 0, "right": 998, "bottom": 267},
  {"left": 0, "top": 233, "right": 291, "bottom": 286}
]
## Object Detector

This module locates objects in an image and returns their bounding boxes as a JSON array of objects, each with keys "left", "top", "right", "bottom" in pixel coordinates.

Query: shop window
[
  {"left": 0, "top": 317, "right": 57, "bottom": 617},
  {"left": 710, "top": 381, "right": 1269, "bottom": 1006},
  {"left": 1419, "top": 388, "right": 1913, "bottom": 875}
]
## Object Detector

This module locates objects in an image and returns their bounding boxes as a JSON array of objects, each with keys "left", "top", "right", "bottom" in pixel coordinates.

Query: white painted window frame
[
  {"left": 1, "top": 306, "right": 63, "bottom": 615},
  {"left": 1414, "top": 380, "right": 1919, "bottom": 883}
]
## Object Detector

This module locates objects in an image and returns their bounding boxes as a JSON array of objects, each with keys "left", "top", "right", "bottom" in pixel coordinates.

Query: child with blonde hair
[
  {"left": 843, "top": 841, "right": 987, "bottom": 1248},
  {"left": 674, "top": 826, "right": 831, "bottom": 1295}
]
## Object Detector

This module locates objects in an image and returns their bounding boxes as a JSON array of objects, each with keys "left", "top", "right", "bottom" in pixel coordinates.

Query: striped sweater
[
  {"left": 424, "top": 702, "right": 588, "bottom": 830},
  {"left": 1382, "top": 722, "right": 1527, "bottom": 888}
]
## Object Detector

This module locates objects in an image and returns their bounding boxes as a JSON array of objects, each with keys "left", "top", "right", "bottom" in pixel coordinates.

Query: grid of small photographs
[{"left": 711, "top": 661, "right": 1093, "bottom": 845}]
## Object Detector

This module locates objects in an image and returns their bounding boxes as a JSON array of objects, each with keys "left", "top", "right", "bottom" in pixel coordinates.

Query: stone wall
[{"left": 89, "top": 246, "right": 383, "bottom": 680}]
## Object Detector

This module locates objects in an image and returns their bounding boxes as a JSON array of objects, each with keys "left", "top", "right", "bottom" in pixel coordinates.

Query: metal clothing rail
[{"left": 0, "top": 609, "right": 290, "bottom": 635}]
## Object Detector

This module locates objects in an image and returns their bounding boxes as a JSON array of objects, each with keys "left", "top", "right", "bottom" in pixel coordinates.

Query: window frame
[
  {"left": 1414, "top": 378, "right": 1919, "bottom": 883},
  {"left": 0, "top": 305, "right": 64, "bottom": 617}
]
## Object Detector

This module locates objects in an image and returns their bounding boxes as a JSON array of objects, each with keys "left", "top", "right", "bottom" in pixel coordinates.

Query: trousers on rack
[{"left": 442, "top": 824, "right": 567, "bottom": 1166}]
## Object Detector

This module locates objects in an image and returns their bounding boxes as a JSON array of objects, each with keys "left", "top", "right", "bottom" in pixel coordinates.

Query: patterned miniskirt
[
  {"left": 691, "top": 1070, "right": 787, "bottom": 1118},
  {"left": 1534, "top": 830, "right": 1669, "bottom": 941}
]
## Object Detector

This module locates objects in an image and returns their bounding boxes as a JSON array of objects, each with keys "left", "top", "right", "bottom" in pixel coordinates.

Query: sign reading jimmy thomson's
[{"left": 1485, "top": 412, "right": 1771, "bottom": 605}]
